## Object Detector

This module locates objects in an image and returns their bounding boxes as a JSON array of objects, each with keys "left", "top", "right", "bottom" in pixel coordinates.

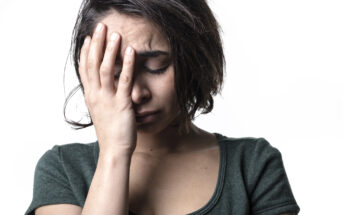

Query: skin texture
[
  {"left": 81, "top": 22, "right": 138, "bottom": 156},
  {"left": 80, "top": 11, "right": 187, "bottom": 215},
  {"left": 96, "top": 9, "right": 211, "bottom": 158},
  {"left": 98, "top": 10, "right": 192, "bottom": 156},
  {"left": 35, "top": 10, "right": 297, "bottom": 215},
  {"left": 36, "top": 9, "right": 210, "bottom": 215}
]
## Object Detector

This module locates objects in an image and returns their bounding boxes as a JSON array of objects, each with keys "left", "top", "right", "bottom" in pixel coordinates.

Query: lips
[
  {"left": 135, "top": 111, "right": 159, "bottom": 124},
  {"left": 135, "top": 110, "right": 158, "bottom": 117}
]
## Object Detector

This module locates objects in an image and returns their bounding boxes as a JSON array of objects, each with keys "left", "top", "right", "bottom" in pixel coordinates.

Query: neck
[{"left": 134, "top": 122, "right": 203, "bottom": 157}]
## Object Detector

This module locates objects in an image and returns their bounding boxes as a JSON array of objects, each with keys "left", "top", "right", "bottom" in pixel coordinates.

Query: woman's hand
[{"left": 79, "top": 22, "right": 137, "bottom": 157}]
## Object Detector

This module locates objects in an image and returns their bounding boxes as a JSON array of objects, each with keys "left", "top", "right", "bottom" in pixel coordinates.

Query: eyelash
[{"left": 114, "top": 66, "right": 168, "bottom": 80}]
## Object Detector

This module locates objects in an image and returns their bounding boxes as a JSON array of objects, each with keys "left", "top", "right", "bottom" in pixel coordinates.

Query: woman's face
[{"left": 99, "top": 10, "right": 180, "bottom": 134}]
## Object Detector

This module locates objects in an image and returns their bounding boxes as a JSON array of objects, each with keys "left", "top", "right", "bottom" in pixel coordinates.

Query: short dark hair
[{"left": 64, "top": 0, "right": 226, "bottom": 134}]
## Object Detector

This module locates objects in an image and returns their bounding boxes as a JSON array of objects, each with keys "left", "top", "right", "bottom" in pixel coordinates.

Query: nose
[{"left": 131, "top": 73, "right": 151, "bottom": 105}]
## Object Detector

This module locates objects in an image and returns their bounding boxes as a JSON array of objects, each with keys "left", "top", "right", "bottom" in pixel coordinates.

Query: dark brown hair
[{"left": 64, "top": 0, "right": 226, "bottom": 134}]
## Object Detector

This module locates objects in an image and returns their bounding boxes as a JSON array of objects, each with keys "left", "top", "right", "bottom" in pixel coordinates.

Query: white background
[{"left": 0, "top": 0, "right": 342, "bottom": 214}]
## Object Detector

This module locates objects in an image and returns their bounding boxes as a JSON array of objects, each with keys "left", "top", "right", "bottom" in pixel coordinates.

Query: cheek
[
  {"left": 163, "top": 70, "right": 179, "bottom": 110},
  {"left": 151, "top": 69, "right": 177, "bottom": 106}
]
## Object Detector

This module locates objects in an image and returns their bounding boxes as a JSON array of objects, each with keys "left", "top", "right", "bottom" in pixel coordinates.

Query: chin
[
  {"left": 136, "top": 123, "right": 157, "bottom": 133},
  {"left": 136, "top": 115, "right": 178, "bottom": 135},
  {"left": 136, "top": 119, "right": 163, "bottom": 134}
]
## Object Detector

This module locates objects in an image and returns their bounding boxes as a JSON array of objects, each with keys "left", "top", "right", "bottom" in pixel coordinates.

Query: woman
[{"left": 26, "top": 0, "right": 300, "bottom": 214}]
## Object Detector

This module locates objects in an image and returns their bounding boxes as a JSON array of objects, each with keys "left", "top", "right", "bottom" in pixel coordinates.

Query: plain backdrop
[{"left": 0, "top": 0, "right": 342, "bottom": 214}]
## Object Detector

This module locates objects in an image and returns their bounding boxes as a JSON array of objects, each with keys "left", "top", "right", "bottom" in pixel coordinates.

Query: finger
[
  {"left": 99, "top": 32, "right": 121, "bottom": 93},
  {"left": 87, "top": 23, "right": 106, "bottom": 90},
  {"left": 79, "top": 36, "right": 91, "bottom": 93},
  {"left": 117, "top": 46, "right": 135, "bottom": 99}
]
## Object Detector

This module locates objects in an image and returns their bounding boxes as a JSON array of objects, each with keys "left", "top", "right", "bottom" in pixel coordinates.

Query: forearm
[{"left": 81, "top": 151, "right": 132, "bottom": 215}]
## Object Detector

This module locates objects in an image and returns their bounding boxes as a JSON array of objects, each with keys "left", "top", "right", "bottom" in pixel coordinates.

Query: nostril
[{"left": 131, "top": 85, "right": 151, "bottom": 104}]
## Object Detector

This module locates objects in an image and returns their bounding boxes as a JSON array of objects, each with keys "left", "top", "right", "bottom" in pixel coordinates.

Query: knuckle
[
  {"left": 124, "top": 57, "right": 133, "bottom": 66},
  {"left": 88, "top": 73, "right": 95, "bottom": 81},
  {"left": 85, "top": 93, "right": 97, "bottom": 106},
  {"left": 106, "top": 42, "right": 115, "bottom": 52},
  {"left": 87, "top": 59, "right": 95, "bottom": 69},
  {"left": 126, "top": 59, "right": 133, "bottom": 66},
  {"left": 99, "top": 66, "right": 111, "bottom": 76},
  {"left": 87, "top": 53, "right": 99, "bottom": 68},
  {"left": 120, "top": 74, "right": 130, "bottom": 84}
]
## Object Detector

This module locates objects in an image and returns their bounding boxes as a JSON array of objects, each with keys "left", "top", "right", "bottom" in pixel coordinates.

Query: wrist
[{"left": 98, "top": 150, "right": 133, "bottom": 166}]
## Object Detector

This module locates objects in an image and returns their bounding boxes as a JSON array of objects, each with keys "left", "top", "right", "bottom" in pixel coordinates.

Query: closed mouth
[
  {"left": 135, "top": 111, "right": 158, "bottom": 117},
  {"left": 135, "top": 111, "right": 159, "bottom": 123}
]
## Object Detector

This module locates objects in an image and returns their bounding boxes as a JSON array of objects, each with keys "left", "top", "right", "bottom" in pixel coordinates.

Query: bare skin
[
  {"left": 35, "top": 10, "right": 295, "bottom": 215},
  {"left": 36, "top": 10, "right": 219, "bottom": 215}
]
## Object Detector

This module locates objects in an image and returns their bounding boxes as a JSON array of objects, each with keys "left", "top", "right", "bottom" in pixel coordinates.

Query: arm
[
  {"left": 34, "top": 22, "right": 137, "bottom": 215},
  {"left": 80, "top": 22, "right": 136, "bottom": 214},
  {"left": 81, "top": 152, "right": 132, "bottom": 215},
  {"left": 248, "top": 138, "right": 300, "bottom": 215},
  {"left": 35, "top": 204, "right": 82, "bottom": 215},
  {"left": 35, "top": 151, "right": 132, "bottom": 215}
]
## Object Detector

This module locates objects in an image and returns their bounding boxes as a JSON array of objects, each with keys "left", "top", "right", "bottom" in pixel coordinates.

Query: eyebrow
[
  {"left": 136, "top": 50, "right": 169, "bottom": 57},
  {"left": 116, "top": 50, "right": 169, "bottom": 62}
]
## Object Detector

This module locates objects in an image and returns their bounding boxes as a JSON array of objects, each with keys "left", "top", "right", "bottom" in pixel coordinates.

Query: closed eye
[
  {"left": 114, "top": 65, "right": 169, "bottom": 80},
  {"left": 144, "top": 65, "right": 169, "bottom": 74}
]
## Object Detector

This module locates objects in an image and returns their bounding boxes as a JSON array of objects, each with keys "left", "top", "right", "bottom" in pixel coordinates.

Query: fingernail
[
  {"left": 111, "top": 32, "right": 118, "bottom": 41},
  {"left": 126, "top": 46, "right": 133, "bottom": 55},
  {"left": 96, "top": 23, "right": 103, "bottom": 32}
]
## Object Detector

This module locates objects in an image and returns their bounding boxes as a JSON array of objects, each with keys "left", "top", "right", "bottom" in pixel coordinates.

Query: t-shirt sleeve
[
  {"left": 248, "top": 138, "right": 300, "bottom": 215},
  {"left": 25, "top": 145, "right": 80, "bottom": 215}
]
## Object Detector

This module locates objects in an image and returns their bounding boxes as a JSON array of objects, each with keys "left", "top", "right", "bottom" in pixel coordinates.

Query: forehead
[{"left": 99, "top": 9, "right": 170, "bottom": 57}]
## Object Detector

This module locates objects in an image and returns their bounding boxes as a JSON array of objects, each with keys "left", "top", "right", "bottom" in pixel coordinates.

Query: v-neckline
[{"left": 93, "top": 132, "right": 227, "bottom": 215}]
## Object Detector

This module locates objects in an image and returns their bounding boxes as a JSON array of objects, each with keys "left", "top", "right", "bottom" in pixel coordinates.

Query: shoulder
[
  {"left": 214, "top": 133, "right": 300, "bottom": 214},
  {"left": 25, "top": 142, "right": 98, "bottom": 215},
  {"left": 40, "top": 141, "right": 98, "bottom": 165},
  {"left": 48, "top": 141, "right": 98, "bottom": 156},
  {"left": 33, "top": 141, "right": 99, "bottom": 183},
  {"left": 215, "top": 133, "right": 280, "bottom": 161},
  {"left": 216, "top": 133, "right": 283, "bottom": 175},
  {"left": 215, "top": 133, "right": 286, "bottom": 191}
]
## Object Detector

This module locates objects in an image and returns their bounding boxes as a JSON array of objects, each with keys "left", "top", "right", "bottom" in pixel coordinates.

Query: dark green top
[{"left": 25, "top": 133, "right": 300, "bottom": 215}]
